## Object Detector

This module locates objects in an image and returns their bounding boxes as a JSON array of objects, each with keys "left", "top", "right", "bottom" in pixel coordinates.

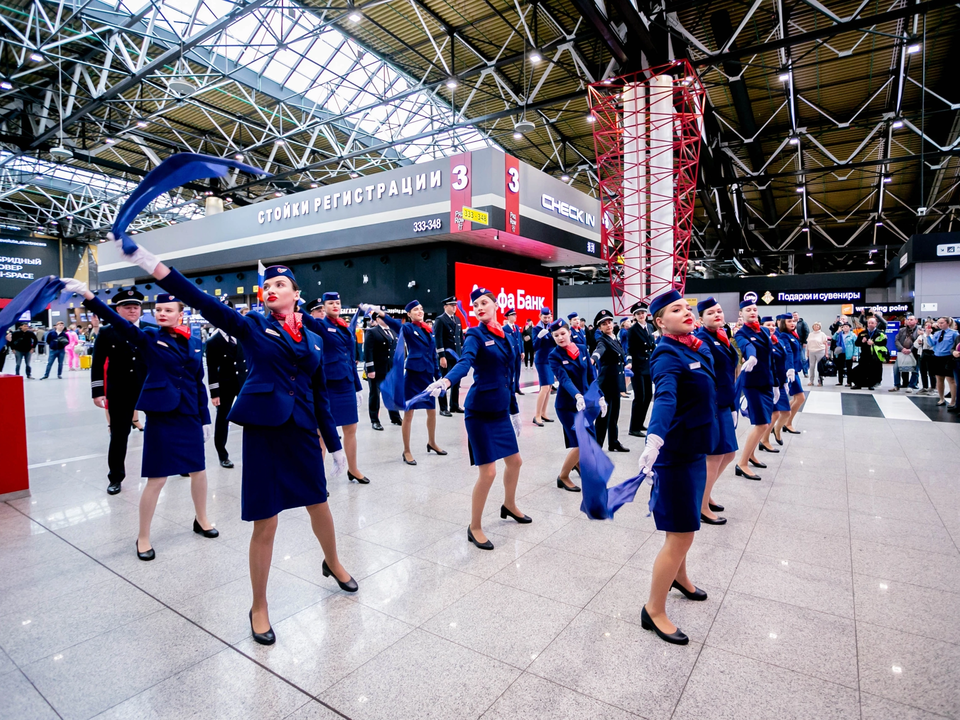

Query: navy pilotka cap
[
  {"left": 649, "top": 288, "right": 683, "bottom": 317},
  {"left": 697, "top": 297, "right": 720, "bottom": 316},
  {"left": 567, "top": 312, "right": 578, "bottom": 321},
  {"left": 154, "top": 293, "right": 178, "bottom": 304},
  {"left": 776, "top": 313, "right": 792, "bottom": 320},
  {"left": 112, "top": 288, "right": 144, "bottom": 306},
  {"left": 471, "top": 287, "right": 495, "bottom": 303},
  {"left": 540, "top": 306, "right": 551, "bottom": 315},
  {"left": 761, "top": 316, "right": 774, "bottom": 323},
  {"left": 263, "top": 265, "right": 294, "bottom": 281},
  {"left": 404, "top": 299, "right": 421, "bottom": 313},
  {"left": 322, "top": 292, "right": 340, "bottom": 302},
  {"left": 548, "top": 318, "right": 567, "bottom": 332}
]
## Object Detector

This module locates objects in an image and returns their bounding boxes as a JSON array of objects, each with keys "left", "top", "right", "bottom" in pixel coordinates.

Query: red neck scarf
[
  {"left": 745, "top": 321, "right": 761, "bottom": 332},
  {"left": 791, "top": 330, "right": 799, "bottom": 339},
  {"left": 329, "top": 315, "right": 348, "bottom": 329},
  {"left": 485, "top": 320, "right": 505, "bottom": 338},
  {"left": 664, "top": 333, "right": 702, "bottom": 351},
  {"left": 768, "top": 328, "right": 779, "bottom": 344},
  {"left": 413, "top": 320, "right": 432, "bottom": 335},
  {"left": 565, "top": 343, "right": 580, "bottom": 360},
  {"left": 708, "top": 327, "right": 730, "bottom": 347},
  {"left": 167, "top": 325, "right": 191, "bottom": 340},
  {"left": 272, "top": 311, "right": 303, "bottom": 342}
]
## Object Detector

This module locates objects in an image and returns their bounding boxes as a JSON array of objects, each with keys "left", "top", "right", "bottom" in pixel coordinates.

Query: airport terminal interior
[{"left": 2, "top": 0, "right": 960, "bottom": 718}]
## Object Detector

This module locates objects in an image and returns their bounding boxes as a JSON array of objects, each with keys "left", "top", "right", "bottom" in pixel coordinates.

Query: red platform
[{"left": 0, "top": 374, "right": 30, "bottom": 499}]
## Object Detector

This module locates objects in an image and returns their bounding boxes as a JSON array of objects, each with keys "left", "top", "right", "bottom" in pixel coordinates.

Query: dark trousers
[
  {"left": 523, "top": 343, "right": 534, "bottom": 367},
  {"left": 629, "top": 373, "right": 652, "bottom": 432},
  {"left": 214, "top": 392, "right": 236, "bottom": 461},
  {"left": 835, "top": 353, "right": 849, "bottom": 384},
  {"left": 43, "top": 349, "right": 65, "bottom": 378},
  {"left": 595, "top": 385, "right": 621, "bottom": 449},
  {"left": 438, "top": 360, "right": 461, "bottom": 411},
  {"left": 920, "top": 353, "right": 935, "bottom": 389},
  {"left": 368, "top": 377, "right": 401, "bottom": 424},
  {"left": 14, "top": 350, "right": 32, "bottom": 377},
  {"left": 106, "top": 394, "right": 136, "bottom": 484}
]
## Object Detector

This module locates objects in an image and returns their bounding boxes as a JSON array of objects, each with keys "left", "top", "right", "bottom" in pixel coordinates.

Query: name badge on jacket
[
  {"left": 485, "top": 340, "right": 495, "bottom": 346},
  {"left": 562, "top": 360, "right": 569, "bottom": 364},
  {"left": 157, "top": 340, "right": 169, "bottom": 348},
  {"left": 265, "top": 328, "right": 281, "bottom": 337},
  {"left": 689, "top": 361, "right": 701, "bottom": 369},
  {"left": 327, "top": 327, "right": 336, "bottom": 332}
]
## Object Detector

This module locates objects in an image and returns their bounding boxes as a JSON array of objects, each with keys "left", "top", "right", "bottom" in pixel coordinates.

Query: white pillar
[
  {"left": 648, "top": 73, "right": 675, "bottom": 297},
  {"left": 622, "top": 82, "right": 646, "bottom": 305}
]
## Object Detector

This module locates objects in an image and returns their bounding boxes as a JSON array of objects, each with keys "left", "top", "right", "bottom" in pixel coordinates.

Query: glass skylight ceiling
[{"left": 107, "top": 0, "right": 492, "bottom": 164}]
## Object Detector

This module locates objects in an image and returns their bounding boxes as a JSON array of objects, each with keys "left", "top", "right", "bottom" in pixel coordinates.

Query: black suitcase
[{"left": 818, "top": 357, "right": 837, "bottom": 377}]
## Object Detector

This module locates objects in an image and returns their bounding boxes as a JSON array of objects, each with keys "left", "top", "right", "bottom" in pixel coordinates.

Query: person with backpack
[{"left": 40, "top": 321, "right": 69, "bottom": 379}]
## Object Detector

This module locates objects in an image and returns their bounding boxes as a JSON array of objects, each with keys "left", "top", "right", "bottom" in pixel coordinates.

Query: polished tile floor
[{"left": 2, "top": 365, "right": 959, "bottom": 719}]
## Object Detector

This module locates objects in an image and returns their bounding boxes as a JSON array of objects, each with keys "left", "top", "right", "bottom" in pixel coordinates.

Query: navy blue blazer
[
  {"left": 398, "top": 321, "right": 439, "bottom": 376},
  {"left": 548, "top": 344, "right": 594, "bottom": 412},
  {"left": 504, "top": 323, "right": 523, "bottom": 393},
  {"left": 83, "top": 296, "right": 210, "bottom": 423},
  {"left": 647, "top": 337, "right": 719, "bottom": 460},
  {"left": 735, "top": 324, "right": 776, "bottom": 388},
  {"left": 571, "top": 327, "right": 586, "bottom": 346},
  {"left": 776, "top": 330, "right": 803, "bottom": 372},
  {"left": 444, "top": 324, "right": 519, "bottom": 415},
  {"left": 532, "top": 321, "right": 556, "bottom": 365},
  {"left": 694, "top": 327, "right": 739, "bottom": 409},
  {"left": 154, "top": 270, "right": 341, "bottom": 451},
  {"left": 770, "top": 334, "right": 788, "bottom": 385},
  {"left": 302, "top": 315, "right": 362, "bottom": 391}
]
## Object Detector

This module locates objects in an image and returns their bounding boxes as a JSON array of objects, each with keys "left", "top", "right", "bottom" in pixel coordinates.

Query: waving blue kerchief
[
  {"left": 0, "top": 276, "right": 65, "bottom": 350},
  {"left": 455, "top": 300, "right": 474, "bottom": 328},
  {"left": 112, "top": 153, "right": 263, "bottom": 254},
  {"left": 380, "top": 332, "right": 408, "bottom": 413}
]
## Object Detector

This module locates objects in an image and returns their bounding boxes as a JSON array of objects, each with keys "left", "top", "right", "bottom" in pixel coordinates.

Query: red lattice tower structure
[{"left": 589, "top": 60, "right": 705, "bottom": 314}]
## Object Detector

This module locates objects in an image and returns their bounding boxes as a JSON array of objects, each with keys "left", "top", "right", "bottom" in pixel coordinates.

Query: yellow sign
[
  {"left": 761, "top": 291, "right": 774, "bottom": 304},
  {"left": 237, "top": 287, "right": 244, "bottom": 294},
  {"left": 214, "top": 288, "right": 222, "bottom": 296},
  {"left": 686, "top": 297, "right": 698, "bottom": 307},
  {"left": 462, "top": 207, "right": 489, "bottom": 225}
]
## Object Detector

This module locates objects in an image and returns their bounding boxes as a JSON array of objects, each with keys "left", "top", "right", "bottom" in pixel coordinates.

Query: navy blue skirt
[
  {"left": 651, "top": 454, "right": 706, "bottom": 533},
  {"left": 556, "top": 407, "right": 581, "bottom": 448},
  {"left": 711, "top": 408, "right": 739, "bottom": 455},
  {"left": 327, "top": 379, "right": 359, "bottom": 426},
  {"left": 465, "top": 408, "right": 519, "bottom": 466},
  {"left": 535, "top": 362, "right": 554, "bottom": 387},
  {"left": 142, "top": 411, "right": 204, "bottom": 478},
  {"left": 743, "top": 386, "right": 773, "bottom": 426},
  {"left": 241, "top": 419, "right": 327, "bottom": 522},
  {"left": 788, "top": 377, "right": 805, "bottom": 397},
  {"left": 404, "top": 369, "right": 436, "bottom": 410},
  {"left": 774, "top": 386, "right": 791, "bottom": 412}
]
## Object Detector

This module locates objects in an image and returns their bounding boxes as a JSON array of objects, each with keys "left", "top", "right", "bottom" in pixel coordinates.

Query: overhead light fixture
[
  {"left": 802, "top": 226, "right": 810, "bottom": 232},
  {"left": 104, "top": 138, "right": 116, "bottom": 145},
  {"left": 561, "top": 174, "right": 570, "bottom": 182},
  {"left": 445, "top": 77, "right": 458, "bottom": 89},
  {"left": 513, "top": 131, "right": 523, "bottom": 140},
  {"left": 788, "top": 136, "right": 800, "bottom": 145},
  {"left": 586, "top": 114, "right": 596, "bottom": 123},
  {"left": 883, "top": 176, "right": 892, "bottom": 183},
  {"left": 806, "top": 252, "right": 813, "bottom": 257},
  {"left": 866, "top": 259, "right": 875, "bottom": 265},
  {"left": 892, "top": 120, "right": 903, "bottom": 129},
  {"left": 906, "top": 43, "right": 921, "bottom": 54},
  {"left": 795, "top": 186, "right": 804, "bottom": 193},
  {"left": 350, "top": 172, "right": 359, "bottom": 178},
  {"left": 310, "top": 182, "right": 318, "bottom": 188},
  {"left": 876, "top": 221, "right": 884, "bottom": 227},
  {"left": 0, "top": 81, "right": 12, "bottom": 90},
  {"left": 50, "top": 145, "right": 73, "bottom": 160},
  {"left": 529, "top": 52, "right": 542, "bottom": 64},
  {"left": 275, "top": 139, "right": 285, "bottom": 145},
  {"left": 168, "top": 78, "right": 195, "bottom": 96},
  {"left": 515, "top": 119, "right": 535, "bottom": 134},
  {"left": 348, "top": 11, "right": 361, "bottom": 22},
  {"left": 778, "top": 72, "right": 790, "bottom": 82},
  {"left": 29, "top": 52, "right": 43, "bottom": 62},
  {"left": 234, "top": 153, "right": 244, "bottom": 160},
  {"left": 274, "top": 191, "right": 283, "bottom": 197},
  {"left": 136, "top": 120, "right": 148, "bottom": 128}
]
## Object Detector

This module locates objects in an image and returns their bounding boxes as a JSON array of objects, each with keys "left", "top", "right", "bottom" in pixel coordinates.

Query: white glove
[
  {"left": 537, "top": 328, "right": 549, "bottom": 338},
  {"left": 742, "top": 356, "right": 758, "bottom": 372},
  {"left": 332, "top": 449, "right": 347, "bottom": 477},
  {"left": 511, "top": 413, "right": 521, "bottom": 437},
  {"left": 732, "top": 410, "right": 738, "bottom": 423},
  {"left": 638, "top": 434, "right": 664, "bottom": 475},
  {"left": 111, "top": 232, "right": 159, "bottom": 274},
  {"left": 202, "top": 424, "right": 212, "bottom": 443},
  {"left": 426, "top": 378, "right": 449, "bottom": 398},
  {"left": 599, "top": 397, "right": 608, "bottom": 417},
  {"left": 575, "top": 394, "right": 586, "bottom": 412},
  {"left": 772, "top": 386, "right": 781, "bottom": 404},
  {"left": 62, "top": 278, "right": 88, "bottom": 295},
  {"left": 358, "top": 303, "right": 375, "bottom": 316},
  {"left": 786, "top": 368, "right": 796, "bottom": 382}
]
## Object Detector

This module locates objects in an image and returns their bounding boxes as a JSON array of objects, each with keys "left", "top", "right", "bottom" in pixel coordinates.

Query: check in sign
[{"left": 461, "top": 206, "right": 488, "bottom": 225}]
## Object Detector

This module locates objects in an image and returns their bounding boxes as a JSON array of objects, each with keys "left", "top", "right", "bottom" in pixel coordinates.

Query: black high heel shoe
[
  {"left": 193, "top": 518, "right": 219, "bottom": 538},
  {"left": 467, "top": 527, "right": 494, "bottom": 550},
  {"left": 500, "top": 505, "right": 532, "bottom": 523},
  {"left": 671, "top": 580, "right": 708, "bottom": 601},
  {"left": 773, "top": 430, "right": 784, "bottom": 446},
  {"left": 401, "top": 453, "right": 417, "bottom": 466},
  {"left": 322, "top": 559, "right": 358, "bottom": 592},
  {"left": 783, "top": 427, "right": 801, "bottom": 434},
  {"left": 700, "top": 513, "right": 727, "bottom": 526},
  {"left": 532, "top": 418, "right": 544, "bottom": 427},
  {"left": 426, "top": 443, "right": 448, "bottom": 456},
  {"left": 735, "top": 465, "right": 761, "bottom": 480},
  {"left": 748, "top": 458, "right": 767, "bottom": 469},
  {"left": 572, "top": 464, "right": 581, "bottom": 476},
  {"left": 542, "top": 417, "right": 555, "bottom": 423},
  {"left": 556, "top": 477, "right": 582, "bottom": 493},
  {"left": 249, "top": 610, "right": 276, "bottom": 646},
  {"left": 709, "top": 502, "right": 724, "bottom": 512},
  {"left": 347, "top": 471, "right": 370, "bottom": 484},
  {"left": 640, "top": 606, "right": 688, "bottom": 645},
  {"left": 135, "top": 539, "right": 155, "bottom": 561},
  {"left": 758, "top": 443, "right": 779, "bottom": 453},
  {"left": 131, "top": 421, "right": 144, "bottom": 432}
]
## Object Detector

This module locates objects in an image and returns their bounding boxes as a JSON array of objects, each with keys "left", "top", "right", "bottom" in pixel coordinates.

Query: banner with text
[
  {"left": 0, "top": 236, "right": 59, "bottom": 299},
  {"left": 740, "top": 289, "right": 865, "bottom": 306},
  {"left": 454, "top": 262, "right": 554, "bottom": 328}
]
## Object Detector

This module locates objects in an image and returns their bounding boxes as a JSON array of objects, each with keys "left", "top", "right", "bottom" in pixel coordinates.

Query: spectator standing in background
[
  {"left": 833, "top": 322, "right": 855, "bottom": 387},
  {"left": 806, "top": 322, "right": 829, "bottom": 386},
  {"left": 793, "top": 312, "right": 810, "bottom": 376},
  {"left": 932, "top": 317, "right": 959, "bottom": 409},
  {"left": 40, "top": 322, "right": 69, "bottom": 380},
  {"left": 853, "top": 316, "right": 887, "bottom": 390},
  {"left": 522, "top": 320, "right": 534, "bottom": 368},
  {"left": 916, "top": 320, "right": 935, "bottom": 394},
  {"left": 7, "top": 323, "right": 38, "bottom": 377},
  {"left": 890, "top": 314, "right": 919, "bottom": 393}
]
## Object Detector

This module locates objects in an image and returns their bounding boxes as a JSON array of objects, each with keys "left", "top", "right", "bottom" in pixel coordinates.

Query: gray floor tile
[
  {"left": 851, "top": 539, "right": 960, "bottom": 594},
  {"left": 859, "top": 692, "right": 950, "bottom": 720},
  {"left": 422, "top": 580, "right": 580, "bottom": 669},
  {"left": 540, "top": 516, "right": 651, "bottom": 564},
  {"left": 628, "top": 536, "right": 744, "bottom": 590},
  {"left": 414, "top": 526, "right": 535, "bottom": 579},
  {"left": 490, "top": 545, "right": 621, "bottom": 608},
  {"left": 349, "top": 510, "right": 461, "bottom": 554},
  {"left": 479, "top": 506, "right": 576, "bottom": 543},
  {"left": 672, "top": 645, "right": 860, "bottom": 720},
  {"left": 766, "top": 483, "right": 849, "bottom": 511},
  {"left": 527, "top": 610, "right": 699, "bottom": 720},
  {"left": 282, "top": 700, "right": 347, "bottom": 719},
  {"left": 755, "top": 500, "right": 851, "bottom": 538},
  {"left": 745, "top": 523, "right": 853, "bottom": 572},
  {"left": 349, "top": 555, "right": 483, "bottom": 626},
  {"left": 20, "top": 609, "right": 224, "bottom": 720},
  {"left": 854, "top": 573, "right": 960, "bottom": 644},
  {"left": 122, "top": 543, "right": 249, "bottom": 606},
  {"left": 234, "top": 595, "right": 413, "bottom": 695},
  {"left": 319, "top": 629, "right": 520, "bottom": 720},
  {"left": 0, "top": 647, "right": 15, "bottom": 676},
  {"left": 0, "top": 553, "right": 116, "bottom": 618},
  {"left": 96, "top": 648, "right": 309, "bottom": 720},
  {"left": 849, "top": 513, "right": 958, "bottom": 556},
  {"left": 857, "top": 621, "right": 960, "bottom": 718},
  {"left": 705, "top": 591, "right": 859, "bottom": 688},
  {"left": 769, "top": 467, "right": 848, "bottom": 492},
  {"left": 729, "top": 552, "right": 855, "bottom": 618},
  {"left": 0, "top": 669, "right": 59, "bottom": 720},
  {"left": 480, "top": 673, "right": 641, "bottom": 720},
  {"left": 846, "top": 477, "right": 934, "bottom": 502},
  {"left": 849, "top": 493, "right": 944, "bottom": 525},
  {"left": 276, "top": 532, "right": 407, "bottom": 586}
]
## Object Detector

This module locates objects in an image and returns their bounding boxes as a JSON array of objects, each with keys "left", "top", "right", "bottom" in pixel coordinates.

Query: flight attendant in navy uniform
[
  {"left": 734, "top": 296, "right": 780, "bottom": 480},
  {"left": 434, "top": 296, "right": 464, "bottom": 416},
  {"left": 503, "top": 308, "right": 524, "bottom": 394},
  {"left": 103, "top": 241, "right": 358, "bottom": 646},
  {"left": 626, "top": 302, "right": 656, "bottom": 438},
  {"left": 548, "top": 318, "right": 605, "bottom": 492},
  {"left": 568, "top": 313, "right": 586, "bottom": 345},
  {"left": 205, "top": 309, "right": 248, "bottom": 469},
  {"left": 427, "top": 287, "right": 527, "bottom": 550},
  {"left": 382, "top": 300, "right": 446, "bottom": 465},
  {"left": 591, "top": 309, "right": 630, "bottom": 452},
  {"left": 70, "top": 283, "right": 216, "bottom": 561},
  {"left": 531, "top": 306, "right": 556, "bottom": 425},
  {"left": 775, "top": 313, "right": 805, "bottom": 436},
  {"left": 694, "top": 297, "right": 738, "bottom": 525},
  {"left": 304, "top": 293, "right": 370, "bottom": 484},
  {"left": 764, "top": 316, "right": 790, "bottom": 452},
  {"left": 636, "top": 289, "right": 719, "bottom": 645}
]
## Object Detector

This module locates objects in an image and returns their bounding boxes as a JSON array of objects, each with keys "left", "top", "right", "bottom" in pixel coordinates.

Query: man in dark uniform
[
  {"left": 626, "top": 302, "right": 656, "bottom": 437},
  {"left": 91, "top": 288, "right": 147, "bottom": 495},
  {"left": 364, "top": 308, "right": 402, "bottom": 430},
  {"left": 434, "top": 296, "right": 463, "bottom": 416},
  {"left": 205, "top": 306, "right": 248, "bottom": 468},
  {"left": 591, "top": 309, "right": 630, "bottom": 452}
]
